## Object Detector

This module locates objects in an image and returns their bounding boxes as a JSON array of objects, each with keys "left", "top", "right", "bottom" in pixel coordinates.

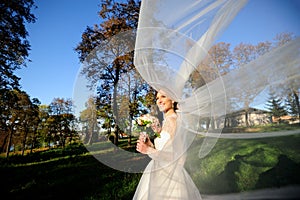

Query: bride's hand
[{"left": 136, "top": 134, "right": 154, "bottom": 154}]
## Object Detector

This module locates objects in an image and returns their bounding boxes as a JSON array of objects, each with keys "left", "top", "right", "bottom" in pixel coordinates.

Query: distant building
[
  {"left": 272, "top": 115, "right": 300, "bottom": 124},
  {"left": 224, "top": 108, "right": 271, "bottom": 127}
]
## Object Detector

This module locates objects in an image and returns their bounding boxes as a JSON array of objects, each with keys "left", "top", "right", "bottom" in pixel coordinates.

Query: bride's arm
[
  {"left": 136, "top": 134, "right": 156, "bottom": 154},
  {"left": 147, "top": 132, "right": 174, "bottom": 161},
  {"left": 136, "top": 116, "right": 176, "bottom": 161},
  {"left": 136, "top": 135, "right": 174, "bottom": 162}
]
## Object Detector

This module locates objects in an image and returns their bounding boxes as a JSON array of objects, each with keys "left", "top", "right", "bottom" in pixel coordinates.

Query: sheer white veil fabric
[
  {"left": 134, "top": 0, "right": 300, "bottom": 199},
  {"left": 135, "top": 0, "right": 249, "bottom": 162}
]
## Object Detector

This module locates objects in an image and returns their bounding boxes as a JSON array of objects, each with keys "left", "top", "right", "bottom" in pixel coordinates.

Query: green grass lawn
[
  {"left": 186, "top": 133, "right": 300, "bottom": 195},
  {"left": 0, "top": 143, "right": 142, "bottom": 200},
  {"left": 0, "top": 126, "right": 299, "bottom": 199}
]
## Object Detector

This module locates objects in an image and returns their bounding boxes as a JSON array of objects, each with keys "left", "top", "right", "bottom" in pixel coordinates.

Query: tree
[
  {"left": 192, "top": 42, "right": 233, "bottom": 129},
  {"left": 28, "top": 98, "right": 41, "bottom": 153},
  {"left": 208, "top": 42, "right": 233, "bottom": 75},
  {"left": 96, "top": 85, "right": 114, "bottom": 137},
  {"left": 17, "top": 93, "right": 40, "bottom": 156},
  {"left": 286, "top": 89, "right": 300, "bottom": 121},
  {"left": 0, "top": 0, "right": 36, "bottom": 89},
  {"left": 37, "top": 104, "right": 50, "bottom": 147},
  {"left": 270, "top": 33, "right": 299, "bottom": 124},
  {"left": 116, "top": 68, "right": 151, "bottom": 145},
  {"left": 232, "top": 41, "right": 272, "bottom": 126},
  {"left": 274, "top": 32, "right": 294, "bottom": 47},
  {"left": 265, "top": 92, "right": 287, "bottom": 124},
  {"left": 0, "top": 89, "right": 38, "bottom": 158},
  {"left": 80, "top": 97, "right": 99, "bottom": 145},
  {"left": 0, "top": 89, "right": 21, "bottom": 157},
  {"left": 75, "top": 0, "right": 140, "bottom": 145},
  {"left": 48, "top": 98, "right": 75, "bottom": 148}
]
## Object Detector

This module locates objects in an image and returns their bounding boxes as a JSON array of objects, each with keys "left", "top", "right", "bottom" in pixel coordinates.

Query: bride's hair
[{"left": 173, "top": 102, "right": 178, "bottom": 112}]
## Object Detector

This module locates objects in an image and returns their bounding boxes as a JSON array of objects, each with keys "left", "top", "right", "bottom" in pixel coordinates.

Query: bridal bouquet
[{"left": 133, "top": 114, "right": 161, "bottom": 141}]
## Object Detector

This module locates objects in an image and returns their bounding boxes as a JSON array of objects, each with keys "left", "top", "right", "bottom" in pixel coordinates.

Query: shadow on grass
[
  {"left": 256, "top": 154, "right": 300, "bottom": 188},
  {"left": 187, "top": 134, "right": 300, "bottom": 196},
  {"left": 212, "top": 153, "right": 300, "bottom": 194}
]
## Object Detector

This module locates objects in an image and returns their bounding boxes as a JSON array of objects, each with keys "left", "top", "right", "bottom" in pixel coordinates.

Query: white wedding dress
[{"left": 133, "top": 113, "right": 202, "bottom": 200}]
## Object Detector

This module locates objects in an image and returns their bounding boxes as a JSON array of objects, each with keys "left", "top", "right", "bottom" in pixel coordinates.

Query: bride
[
  {"left": 132, "top": 0, "right": 300, "bottom": 199},
  {"left": 134, "top": 90, "right": 202, "bottom": 199}
]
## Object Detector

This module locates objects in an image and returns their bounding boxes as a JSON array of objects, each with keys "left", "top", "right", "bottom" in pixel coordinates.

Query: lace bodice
[{"left": 154, "top": 113, "right": 177, "bottom": 150}]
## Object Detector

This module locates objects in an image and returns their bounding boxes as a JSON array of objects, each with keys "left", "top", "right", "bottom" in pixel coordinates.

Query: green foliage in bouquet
[{"left": 133, "top": 114, "right": 161, "bottom": 139}]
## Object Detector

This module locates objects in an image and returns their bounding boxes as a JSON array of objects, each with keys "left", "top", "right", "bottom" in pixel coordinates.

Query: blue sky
[{"left": 16, "top": 0, "right": 300, "bottom": 105}]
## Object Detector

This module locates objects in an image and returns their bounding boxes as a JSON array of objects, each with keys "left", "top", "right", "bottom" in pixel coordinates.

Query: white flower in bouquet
[{"left": 133, "top": 114, "right": 161, "bottom": 140}]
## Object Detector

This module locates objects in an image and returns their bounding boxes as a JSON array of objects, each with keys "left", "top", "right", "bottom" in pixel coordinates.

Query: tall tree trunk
[
  {"left": 113, "top": 65, "right": 120, "bottom": 145},
  {"left": 245, "top": 110, "right": 249, "bottom": 127},
  {"left": 48, "top": 131, "right": 51, "bottom": 148},
  {"left": 88, "top": 124, "right": 94, "bottom": 145},
  {"left": 30, "top": 128, "right": 37, "bottom": 154},
  {"left": 128, "top": 121, "right": 132, "bottom": 146},
  {"left": 21, "top": 128, "right": 29, "bottom": 156},
  {"left": 206, "top": 118, "right": 211, "bottom": 130},
  {"left": 1, "top": 133, "right": 9, "bottom": 153},
  {"left": 211, "top": 118, "right": 216, "bottom": 130},
  {"left": 59, "top": 125, "right": 65, "bottom": 148},
  {"left": 293, "top": 90, "right": 300, "bottom": 121},
  {"left": 6, "top": 126, "right": 14, "bottom": 158}
]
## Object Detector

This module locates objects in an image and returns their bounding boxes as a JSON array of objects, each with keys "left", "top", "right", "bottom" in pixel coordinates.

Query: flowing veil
[
  {"left": 133, "top": 0, "right": 300, "bottom": 199},
  {"left": 72, "top": 0, "right": 300, "bottom": 199}
]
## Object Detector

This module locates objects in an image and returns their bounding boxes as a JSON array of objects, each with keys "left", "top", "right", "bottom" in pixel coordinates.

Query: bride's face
[{"left": 156, "top": 90, "right": 173, "bottom": 113}]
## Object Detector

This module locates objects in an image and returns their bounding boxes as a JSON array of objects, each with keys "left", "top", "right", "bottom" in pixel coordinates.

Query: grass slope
[{"left": 1, "top": 125, "right": 299, "bottom": 199}]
